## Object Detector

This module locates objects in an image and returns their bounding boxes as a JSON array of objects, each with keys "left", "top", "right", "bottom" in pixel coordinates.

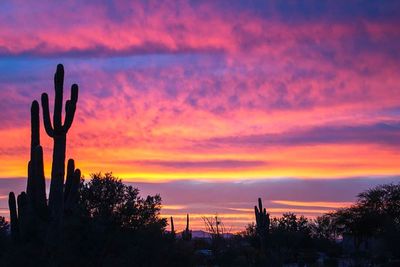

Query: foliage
[
  {"left": 330, "top": 183, "right": 400, "bottom": 258},
  {"left": 2, "top": 173, "right": 399, "bottom": 266},
  {"left": 79, "top": 172, "right": 166, "bottom": 231},
  {"left": 0, "top": 216, "right": 8, "bottom": 237},
  {"left": 311, "top": 213, "right": 337, "bottom": 240}
]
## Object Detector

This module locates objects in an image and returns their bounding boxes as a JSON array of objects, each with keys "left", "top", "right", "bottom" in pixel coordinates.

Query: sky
[{"left": 0, "top": 0, "right": 400, "bottom": 232}]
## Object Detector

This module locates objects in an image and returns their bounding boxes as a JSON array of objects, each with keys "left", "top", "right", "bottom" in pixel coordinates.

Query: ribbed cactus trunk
[
  {"left": 41, "top": 64, "right": 78, "bottom": 245},
  {"left": 47, "top": 135, "right": 66, "bottom": 242}
]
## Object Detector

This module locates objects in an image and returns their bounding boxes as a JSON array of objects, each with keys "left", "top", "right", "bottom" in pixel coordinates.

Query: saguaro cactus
[
  {"left": 255, "top": 198, "right": 270, "bottom": 236},
  {"left": 170, "top": 216, "right": 175, "bottom": 239},
  {"left": 8, "top": 65, "right": 81, "bottom": 245},
  {"left": 26, "top": 101, "right": 47, "bottom": 217},
  {"left": 41, "top": 64, "right": 78, "bottom": 237},
  {"left": 8, "top": 101, "right": 47, "bottom": 241},
  {"left": 254, "top": 198, "right": 270, "bottom": 249},
  {"left": 182, "top": 213, "right": 192, "bottom": 241}
]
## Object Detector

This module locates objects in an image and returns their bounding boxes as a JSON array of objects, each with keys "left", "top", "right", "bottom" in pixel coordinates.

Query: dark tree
[
  {"left": 79, "top": 172, "right": 166, "bottom": 230},
  {"left": 0, "top": 216, "right": 8, "bottom": 238},
  {"left": 331, "top": 183, "right": 400, "bottom": 257}
]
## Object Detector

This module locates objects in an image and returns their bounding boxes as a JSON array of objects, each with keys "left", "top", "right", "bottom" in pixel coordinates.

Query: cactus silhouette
[
  {"left": 8, "top": 192, "right": 18, "bottom": 240},
  {"left": 170, "top": 216, "right": 175, "bottom": 239},
  {"left": 41, "top": 64, "right": 78, "bottom": 227},
  {"left": 8, "top": 65, "right": 81, "bottom": 245},
  {"left": 182, "top": 213, "right": 192, "bottom": 241},
  {"left": 255, "top": 198, "right": 270, "bottom": 236},
  {"left": 26, "top": 101, "right": 47, "bottom": 217},
  {"left": 254, "top": 198, "right": 270, "bottom": 250}
]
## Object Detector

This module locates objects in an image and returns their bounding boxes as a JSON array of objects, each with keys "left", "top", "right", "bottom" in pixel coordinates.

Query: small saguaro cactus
[
  {"left": 41, "top": 64, "right": 79, "bottom": 238},
  {"left": 182, "top": 213, "right": 192, "bottom": 241},
  {"left": 254, "top": 198, "right": 270, "bottom": 241},
  {"left": 170, "top": 216, "right": 175, "bottom": 239}
]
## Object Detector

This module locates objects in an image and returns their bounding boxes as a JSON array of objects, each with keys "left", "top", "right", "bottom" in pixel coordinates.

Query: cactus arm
[
  {"left": 27, "top": 161, "right": 33, "bottom": 197},
  {"left": 17, "top": 192, "right": 28, "bottom": 239},
  {"left": 27, "top": 101, "right": 41, "bottom": 196},
  {"left": 33, "top": 145, "right": 47, "bottom": 215},
  {"left": 8, "top": 192, "right": 19, "bottom": 239},
  {"left": 53, "top": 64, "right": 64, "bottom": 130},
  {"left": 65, "top": 168, "right": 81, "bottom": 212},
  {"left": 63, "top": 84, "right": 78, "bottom": 132},
  {"left": 64, "top": 159, "right": 75, "bottom": 202},
  {"left": 41, "top": 93, "right": 54, "bottom": 137},
  {"left": 30, "top": 101, "right": 40, "bottom": 158}
]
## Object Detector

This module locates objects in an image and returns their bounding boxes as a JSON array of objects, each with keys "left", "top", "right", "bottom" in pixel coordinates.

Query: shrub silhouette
[
  {"left": 0, "top": 216, "right": 8, "bottom": 238},
  {"left": 62, "top": 172, "right": 170, "bottom": 266},
  {"left": 330, "top": 183, "right": 400, "bottom": 258},
  {"left": 79, "top": 172, "right": 166, "bottom": 230}
]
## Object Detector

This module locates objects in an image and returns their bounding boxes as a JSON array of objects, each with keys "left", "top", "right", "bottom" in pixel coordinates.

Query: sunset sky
[{"left": 1, "top": 0, "right": 400, "bottom": 231}]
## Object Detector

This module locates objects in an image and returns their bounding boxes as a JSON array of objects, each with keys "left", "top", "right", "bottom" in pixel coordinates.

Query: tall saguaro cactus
[
  {"left": 41, "top": 64, "right": 78, "bottom": 233},
  {"left": 8, "top": 64, "right": 81, "bottom": 246}
]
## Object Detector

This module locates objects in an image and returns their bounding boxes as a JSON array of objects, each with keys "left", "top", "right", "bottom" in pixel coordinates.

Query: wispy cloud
[
  {"left": 207, "top": 122, "right": 400, "bottom": 147},
  {"left": 271, "top": 200, "right": 353, "bottom": 209}
]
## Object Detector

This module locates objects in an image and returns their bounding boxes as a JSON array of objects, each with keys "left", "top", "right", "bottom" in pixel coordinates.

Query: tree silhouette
[
  {"left": 331, "top": 183, "right": 400, "bottom": 257},
  {"left": 79, "top": 172, "right": 166, "bottom": 230}
]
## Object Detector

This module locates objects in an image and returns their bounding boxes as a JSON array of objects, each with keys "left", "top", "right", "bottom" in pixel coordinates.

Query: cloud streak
[
  {"left": 2, "top": 176, "right": 399, "bottom": 231},
  {"left": 207, "top": 122, "right": 400, "bottom": 147}
]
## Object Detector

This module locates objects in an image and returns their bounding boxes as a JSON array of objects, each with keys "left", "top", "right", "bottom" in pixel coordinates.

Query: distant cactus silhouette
[
  {"left": 254, "top": 198, "right": 270, "bottom": 248},
  {"left": 8, "top": 64, "right": 81, "bottom": 245},
  {"left": 182, "top": 213, "right": 192, "bottom": 241},
  {"left": 170, "top": 216, "right": 175, "bottom": 239}
]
